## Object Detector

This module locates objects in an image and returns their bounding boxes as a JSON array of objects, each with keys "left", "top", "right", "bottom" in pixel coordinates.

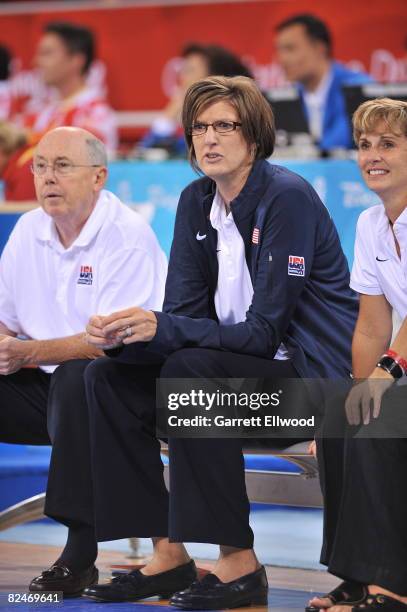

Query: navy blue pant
[{"left": 84, "top": 348, "right": 297, "bottom": 547}]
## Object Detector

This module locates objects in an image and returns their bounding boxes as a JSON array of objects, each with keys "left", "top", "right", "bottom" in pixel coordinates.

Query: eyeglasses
[
  {"left": 188, "top": 121, "right": 242, "bottom": 136},
  {"left": 31, "top": 160, "right": 101, "bottom": 176}
]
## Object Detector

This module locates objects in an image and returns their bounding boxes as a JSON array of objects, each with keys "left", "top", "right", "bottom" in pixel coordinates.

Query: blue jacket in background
[
  {"left": 299, "top": 61, "right": 373, "bottom": 151},
  {"left": 112, "top": 159, "right": 358, "bottom": 379}
]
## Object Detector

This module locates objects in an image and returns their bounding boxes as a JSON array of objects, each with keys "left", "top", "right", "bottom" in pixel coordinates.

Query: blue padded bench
[
  {"left": 0, "top": 441, "right": 321, "bottom": 534},
  {"left": 0, "top": 444, "right": 51, "bottom": 512}
]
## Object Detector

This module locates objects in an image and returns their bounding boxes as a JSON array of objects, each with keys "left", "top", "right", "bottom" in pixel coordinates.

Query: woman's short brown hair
[
  {"left": 353, "top": 97, "right": 407, "bottom": 145},
  {"left": 182, "top": 75, "right": 275, "bottom": 171}
]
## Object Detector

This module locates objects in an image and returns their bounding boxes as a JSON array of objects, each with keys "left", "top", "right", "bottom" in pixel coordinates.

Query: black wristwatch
[{"left": 376, "top": 355, "right": 404, "bottom": 379}]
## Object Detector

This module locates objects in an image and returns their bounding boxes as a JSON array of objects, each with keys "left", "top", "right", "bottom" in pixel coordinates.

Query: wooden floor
[{"left": 0, "top": 541, "right": 339, "bottom": 611}]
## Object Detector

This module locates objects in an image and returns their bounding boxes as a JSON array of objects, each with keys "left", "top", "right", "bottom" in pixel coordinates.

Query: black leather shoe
[
  {"left": 170, "top": 566, "right": 268, "bottom": 610},
  {"left": 29, "top": 562, "right": 98, "bottom": 597},
  {"left": 83, "top": 559, "right": 197, "bottom": 602}
]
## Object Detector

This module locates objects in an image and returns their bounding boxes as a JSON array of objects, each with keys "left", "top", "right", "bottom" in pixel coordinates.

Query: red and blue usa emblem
[
  {"left": 288, "top": 255, "right": 305, "bottom": 277},
  {"left": 252, "top": 227, "right": 260, "bottom": 244},
  {"left": 77, "top": 265, "right": 93, "bottom": 285}
]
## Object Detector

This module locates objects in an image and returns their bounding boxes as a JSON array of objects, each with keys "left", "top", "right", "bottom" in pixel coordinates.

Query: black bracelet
[{"left": 376, "top": 355, "right": 404, "bottom": 379}]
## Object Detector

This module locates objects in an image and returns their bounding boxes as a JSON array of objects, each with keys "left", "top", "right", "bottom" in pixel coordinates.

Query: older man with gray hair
[{"left": 0, "top": 126, "right": 167, "bottom": 595}]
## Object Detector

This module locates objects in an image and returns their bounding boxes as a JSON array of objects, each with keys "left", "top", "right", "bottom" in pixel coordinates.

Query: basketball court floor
[{"left": 0, "top": 508, "right": 338, "bottom": 612}]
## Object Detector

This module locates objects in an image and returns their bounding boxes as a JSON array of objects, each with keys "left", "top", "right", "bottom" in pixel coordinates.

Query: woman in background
[
  {"left": 309, "top": 98, "right": 407, "bottom": 612},
  {"left": 140, "top": 43, "right": 253, "bottom": 154}
]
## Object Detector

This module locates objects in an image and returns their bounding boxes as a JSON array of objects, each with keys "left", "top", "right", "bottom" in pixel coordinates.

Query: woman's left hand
[
  {"left": 101, "top": 307, "right": 158, "bottom": 344},
  {"left": 345, "top": 367, "right": 395, "bottom": 426}
]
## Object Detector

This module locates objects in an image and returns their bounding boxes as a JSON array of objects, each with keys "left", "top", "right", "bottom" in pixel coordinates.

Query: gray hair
[{"left": 85, "top": 136, "right": 108, "bottom": 166}]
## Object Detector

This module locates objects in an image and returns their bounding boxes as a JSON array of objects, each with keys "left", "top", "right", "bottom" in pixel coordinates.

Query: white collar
[
  {"left": 36, "top": 189, "right": 114, "bottom": 251},
  {"left": 303, "top": 68, "right": 333, "bottom": 106},
  {"left": 210, "top": 189, "right": 232, "bottom": 230},
  {"left": 375, "top": 205, "right": 407, "bottom": 259}
]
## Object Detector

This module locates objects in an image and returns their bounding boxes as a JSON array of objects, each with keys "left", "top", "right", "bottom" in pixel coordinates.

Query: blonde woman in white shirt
[{"left": 309, "top": 98, "right": 407, "bottom": 612}]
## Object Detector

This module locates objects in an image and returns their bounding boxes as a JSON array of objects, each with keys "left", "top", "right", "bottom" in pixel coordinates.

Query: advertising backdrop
[{"left": 0, "top": 0, "right": 405, "bottom": 112}]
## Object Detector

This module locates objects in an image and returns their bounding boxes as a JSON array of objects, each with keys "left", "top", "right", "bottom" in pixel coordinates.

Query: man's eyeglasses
[
  {"left": 188, "top": 121, "right": 242, "bottom": 137},
  {"left": 31, "top": 160, "right": 101, "bottom": 176}
]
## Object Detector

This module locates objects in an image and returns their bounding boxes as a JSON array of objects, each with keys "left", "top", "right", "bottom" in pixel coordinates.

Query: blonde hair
[
  {"left": 182, "top": 75, "right": 275, "bottom": 172},
  {"left": 353, "top": 97, "right": 407, "bottom": 144}
]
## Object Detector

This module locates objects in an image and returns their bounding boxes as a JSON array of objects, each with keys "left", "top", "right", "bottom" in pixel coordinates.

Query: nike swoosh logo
[
  {"left": 376, "top": 256, "right": 389, "bottom": 262},
  {"left": 196, "top": 232, "right": 207, "bottom": 241}
]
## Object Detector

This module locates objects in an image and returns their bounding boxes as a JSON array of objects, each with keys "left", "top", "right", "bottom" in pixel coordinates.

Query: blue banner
[{"left": 0, "top": 159, "right": 380, "bottom": 267}]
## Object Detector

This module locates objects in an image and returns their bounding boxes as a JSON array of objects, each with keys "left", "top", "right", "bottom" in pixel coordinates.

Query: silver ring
[{"left": 125, "top": 325, "right": 132, "bottom": 337}]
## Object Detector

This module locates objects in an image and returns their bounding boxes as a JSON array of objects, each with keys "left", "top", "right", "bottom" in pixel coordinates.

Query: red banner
[{"left": 0, "top": 0, "right": 406, "bottom": 111}]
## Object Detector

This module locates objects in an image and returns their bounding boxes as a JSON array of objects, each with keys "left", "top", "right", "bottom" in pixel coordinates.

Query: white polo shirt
[
  {"left": 0, "top": 189, "right": 167, "bottom": 371},
  {"left": 351, "top": 204, "right": 407, "bottom": 332},
  {"left": 210, "top": 189, "right": 288, "bottom": 360}
]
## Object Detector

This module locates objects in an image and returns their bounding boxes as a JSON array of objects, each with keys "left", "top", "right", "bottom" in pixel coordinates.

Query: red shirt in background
[
  {"left": 2, "top": 144, "right": 36, "bottom": 202},
  {"left": 23, "top": 87, "right": 118, "bottom": 154}
]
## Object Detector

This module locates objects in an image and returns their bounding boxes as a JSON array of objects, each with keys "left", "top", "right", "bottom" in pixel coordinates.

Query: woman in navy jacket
[{"left": 84, "top": 76, "right": 357, "bottom": 609}]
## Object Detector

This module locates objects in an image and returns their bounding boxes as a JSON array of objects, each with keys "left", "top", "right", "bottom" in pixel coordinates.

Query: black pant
[
  {"left": 0, "top": 361, "right": 96, "bottom": 526},
  {"left": 84, "top": 348, "right": 298, "bottom": 547},
  {"left": 317, "top": 385, "right": 407, "bottom": 595},
  {"left": 1, "top": 351, "right": 297, "bottom": 548}
]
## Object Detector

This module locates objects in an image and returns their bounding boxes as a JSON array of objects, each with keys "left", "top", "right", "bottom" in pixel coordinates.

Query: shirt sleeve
[
  {"left": 350, "top": 214, "right": 383, "bottom": 295},
  {"left": 0, "top": 227, "right": 23, "bottom": 333},
  {"left": 96, "top": 246, "right": 167, "bottom": 316}
]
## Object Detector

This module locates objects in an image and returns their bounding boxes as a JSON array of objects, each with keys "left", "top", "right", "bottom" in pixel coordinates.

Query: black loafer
[
  {"left": 29, "top": 562, "right": 98, "bottom": 597},
  {"left": 83, "top": 559, "right": 197, "bottom": 602},
  {"left": 169, "top": 565, "right": 268, "bottom": 610}
]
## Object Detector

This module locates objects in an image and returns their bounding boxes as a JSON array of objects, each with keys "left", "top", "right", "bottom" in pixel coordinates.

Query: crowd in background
[
  {"left": 0, "top": 13, "right": 405, "bottom": 200},
  {"left": 0, "top": 4, "right": 407, "bottom": 609}
]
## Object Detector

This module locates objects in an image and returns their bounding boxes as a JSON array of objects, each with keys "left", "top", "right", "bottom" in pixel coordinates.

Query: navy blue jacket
[
  {"left": 112, "top": 160, "right": 358, "bottom": 378},
  {"left": 299, "top": 61, "right": 372, "bottom": 150}
]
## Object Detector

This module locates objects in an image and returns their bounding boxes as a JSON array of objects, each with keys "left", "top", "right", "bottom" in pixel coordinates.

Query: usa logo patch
[
  {"left": 252, "top": 227, "right": 260, "bottom": 244},
  {"left": 288, "top": 255, "right": 305, "bottom": 277},
  {"left": 77, "top": 265, "right": 93, "bottom": 285}
]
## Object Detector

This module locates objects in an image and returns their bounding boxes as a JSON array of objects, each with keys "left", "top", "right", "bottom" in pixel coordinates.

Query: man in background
[
  {"left": 275, "top": 13, "right": 372, "bottom": 151},
  {"left": 0, "top": 126, "right": 166, "bottom": 595},
  {"left": 22, "top": 22, "right": 117, "bottom": 154}
]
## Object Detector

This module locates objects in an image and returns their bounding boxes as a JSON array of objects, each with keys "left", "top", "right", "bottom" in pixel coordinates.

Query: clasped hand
[{"left": 86, "top": 307, "right": 158, "bottom": 350}]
